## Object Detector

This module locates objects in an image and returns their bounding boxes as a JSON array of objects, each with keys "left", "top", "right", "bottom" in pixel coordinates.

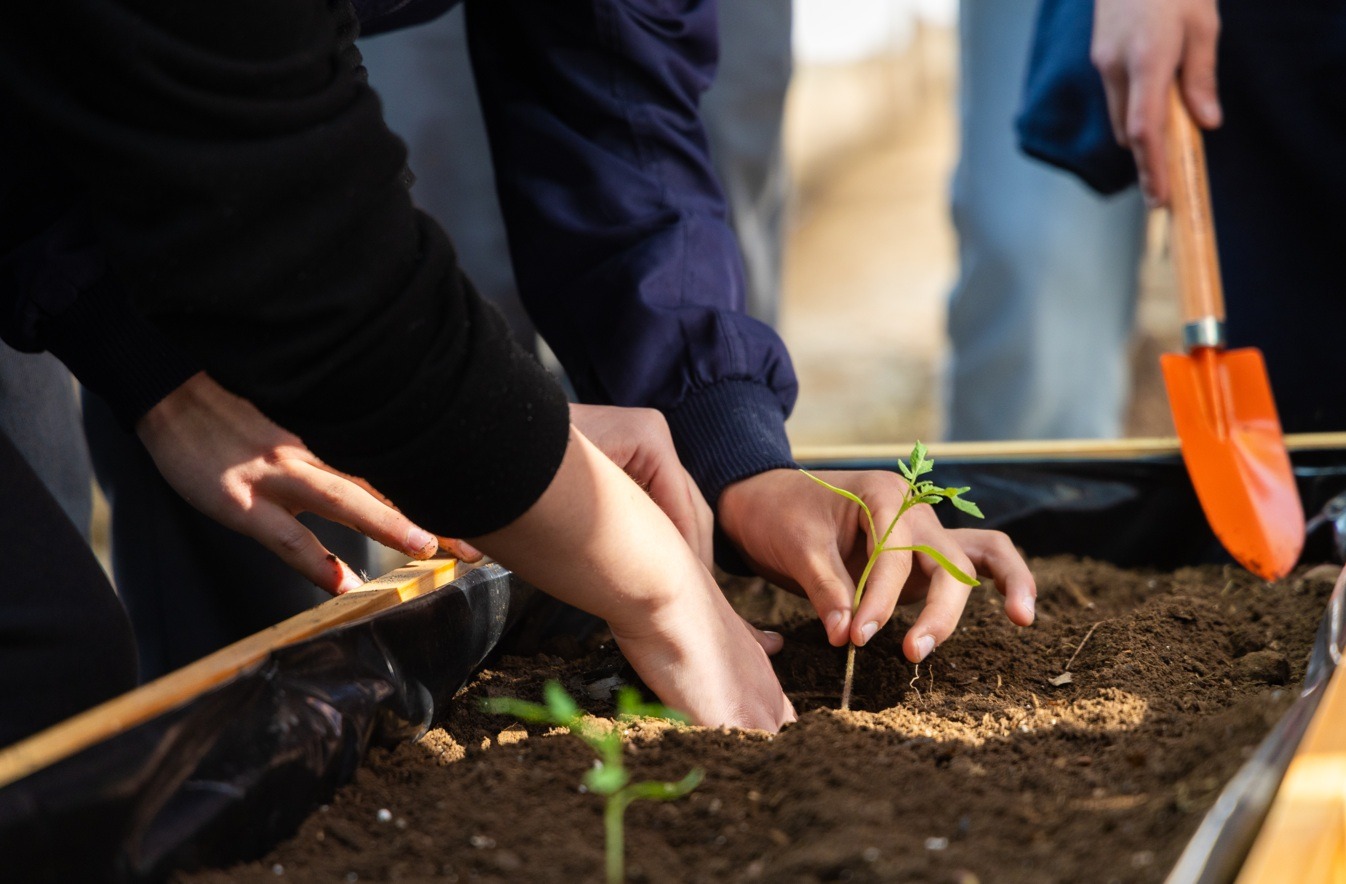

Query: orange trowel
[{"left": 1160, "top": 88, "right": 1304, "bottom": 580}]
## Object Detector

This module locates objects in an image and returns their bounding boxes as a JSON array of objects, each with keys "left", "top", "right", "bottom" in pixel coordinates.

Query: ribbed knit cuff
[{"left": 42, "top": 280, "right": 201, "bottom": 430}]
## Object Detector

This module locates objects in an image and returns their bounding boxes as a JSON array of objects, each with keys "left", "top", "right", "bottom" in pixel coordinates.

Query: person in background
[
  {"left": 942, "top": 0, "right": 1148, "bottom": 443},
  {"left": 0, "top": 347, "right": 91, "bottom": 537},
  {"left": 1019, "top": 0, "right": 1346, "bottom": 435}
]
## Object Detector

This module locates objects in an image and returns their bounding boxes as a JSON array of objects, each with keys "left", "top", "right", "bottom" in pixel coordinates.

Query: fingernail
[
  {"left": 337, "top": 571, "right": 365, "bottom": 594},
  {"left": 1026, "top": 596, "right": 1036, "bottom": 619},
  {"left": 914, "top": 634, "right": 936, "bottom": 662},
  {"left": 761, "top": 630, "right": 784, "bottom": 653},
  {"left": 455, "top": 541, "right": 483, "bottom": 562},
  {"left": 1202, "top": 100, "right": 1222, "bottom": 126},
  {"left": 826, "top": 610, "right": 846, "bottom": 637},
  {"left": 406, "top": 527, "right": 436, "bottom": 556},
  {"left": 857, "top": 620, "right": 879, "bottom": 646}
]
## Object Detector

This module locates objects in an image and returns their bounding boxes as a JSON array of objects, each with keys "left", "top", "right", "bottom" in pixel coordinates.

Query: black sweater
[{"left": 0, "top": 0, "right": 569, "bottom": 537}]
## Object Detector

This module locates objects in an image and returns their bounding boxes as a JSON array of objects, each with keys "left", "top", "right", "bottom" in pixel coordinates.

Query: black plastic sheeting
[
  {"left": 1, "top": 449, "right": 1344, "bottom": 882},
  {"left": 811, "top": 447, "right": 1346, "bottom": 570},
  {"left": 0, "top": 565, "right": 539, "bottom": 882}
]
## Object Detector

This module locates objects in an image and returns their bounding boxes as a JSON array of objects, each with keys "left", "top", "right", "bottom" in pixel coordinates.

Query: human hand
[
  {"left": 136, "top": 372, "right": 441, "bottom": 594},
  {"left": 717, "top": 469, "right": 1036, "bottom": 663},
  {"left": 569, "top": 403, "right": 714, "bottom": 568},
  {"left": 1091, "top": 0, "right": 1222, "bottom": 206},
  {"left": 468, "top": 427, "right": 795, "bottom": 731}
]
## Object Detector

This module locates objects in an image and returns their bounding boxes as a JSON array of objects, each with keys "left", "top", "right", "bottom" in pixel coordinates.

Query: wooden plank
[
  {"left": 794, "top": 437, "right": 1183, "bottom": 463},
  {"left": 0, "top": 555, "right": 458, "bottom": 791},
  {"left": 1237, "top": 568, "right": 1346, "bottom": 883},
  {"left": 1237, "top": 755, "right": 1346, "bottom": 882},
  {"left": 793, "top": 432, "right": 1346, "bottom": 465}
]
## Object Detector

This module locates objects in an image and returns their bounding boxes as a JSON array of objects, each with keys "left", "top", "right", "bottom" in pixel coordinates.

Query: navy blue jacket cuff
[
  {"left": 1015, "top": 0, "right": 1138, "bottom": 196},
  {"left": 664, "top": 379, "right": 797, "bottom": 577},
  {"left": 664, "top": 378, "right": 797, "bottom": 508}
]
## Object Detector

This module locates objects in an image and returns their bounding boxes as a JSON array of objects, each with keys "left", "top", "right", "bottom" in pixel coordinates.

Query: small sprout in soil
[
  {"left": 800, "top": 441, "right": 981, "bottom": 710},
  {"left": 1050, "top": 621, "right": 1103, "bottom": 687},
  {"left": 483, "top": 681, "right": 703, "bottom": 884}
]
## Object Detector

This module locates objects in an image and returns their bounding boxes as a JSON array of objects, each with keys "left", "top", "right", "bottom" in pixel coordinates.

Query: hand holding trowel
[{"left": 1160, "top": 87, "right": 1304, "bottom": 580}]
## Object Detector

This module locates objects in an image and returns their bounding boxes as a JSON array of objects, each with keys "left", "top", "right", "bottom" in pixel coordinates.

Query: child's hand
[
  {"left": 717, "top": 468, "right": 1036, "bottom": 662},
  {"left": 569, "top": 403, "right": 714, "bottom": 569},
  {"left": 469, "top": 427, "right": 794, "bottom": 731},
  {"left": 137, "top": 372, "right": 439, "bottom": 594}
]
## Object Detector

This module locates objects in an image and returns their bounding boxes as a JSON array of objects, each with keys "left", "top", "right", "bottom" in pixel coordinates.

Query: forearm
[
  {"left": 469, "top": 425, "right": 795, "bottom": 730},
  {"left": 468, "top": 427, "right": 682, "bottom": 634},
  {"left": 0, "top": 204, "right": 200, "bottom": 428},
  {"left": 0, "top": 0, "right": 570, "bottom": 537}
]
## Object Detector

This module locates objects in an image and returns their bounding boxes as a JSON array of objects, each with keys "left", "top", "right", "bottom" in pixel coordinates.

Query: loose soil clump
[{"left": 184, "top": 556, "right": 1337, "bottom": 883}]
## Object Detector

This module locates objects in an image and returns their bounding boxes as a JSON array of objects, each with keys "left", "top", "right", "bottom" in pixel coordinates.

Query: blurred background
[{"left": 777, "top": 0, "right": 1177, "bottom": 449}]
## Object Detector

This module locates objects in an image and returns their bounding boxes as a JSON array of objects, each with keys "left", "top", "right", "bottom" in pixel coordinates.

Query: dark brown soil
[{"left": 183, "top": 556, "right": 1339, "bottom": 884}]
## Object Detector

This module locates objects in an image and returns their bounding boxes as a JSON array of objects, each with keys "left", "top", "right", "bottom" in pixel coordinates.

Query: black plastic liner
[
  {"left": 813, "top": 447, "right": 1346, "bottom": 570},
  {"left": 1, "top": 448, "right": 1344, "bottom": 882},
  {"left": 0, "top": 565, "right": 539, "bottom": 882}
]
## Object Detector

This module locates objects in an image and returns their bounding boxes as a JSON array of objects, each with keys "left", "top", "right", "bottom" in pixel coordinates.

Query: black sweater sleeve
[{"left": 0, "top": 0, "right": 569, "bottom": 537}]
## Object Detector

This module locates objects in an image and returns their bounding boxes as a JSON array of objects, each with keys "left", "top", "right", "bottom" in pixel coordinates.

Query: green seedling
[
  {"left": 483, "top": 681, "right": 703, "bottom": 884},
  {"left": 800, "top": 441, "right": 983, "bottom": 710}
]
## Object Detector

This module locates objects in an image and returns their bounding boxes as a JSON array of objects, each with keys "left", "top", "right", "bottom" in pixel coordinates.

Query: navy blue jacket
[{"left": 0, "top": 0, "right": 799, "bottom": 538}]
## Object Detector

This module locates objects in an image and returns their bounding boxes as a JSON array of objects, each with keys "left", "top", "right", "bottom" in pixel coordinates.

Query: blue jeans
[
  {"left": 0, "top": 345, "right": 92, "bottom": 537},
  {"left": 943, "top": 0, "right": 1147, "bottom": 441}
]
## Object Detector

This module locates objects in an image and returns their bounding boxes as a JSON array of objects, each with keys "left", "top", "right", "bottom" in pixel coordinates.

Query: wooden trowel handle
[{"left": 1165, "top": 87, "right": 1226, "bottom": 328}]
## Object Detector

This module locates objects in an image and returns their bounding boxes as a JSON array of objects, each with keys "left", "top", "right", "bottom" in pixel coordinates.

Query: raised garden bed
[
  {"left": 179, "top": 555, "right": 1340, "bottom": 884},
  {"left": 6, "top": 446, "right": 1346, "bottom": 882}
]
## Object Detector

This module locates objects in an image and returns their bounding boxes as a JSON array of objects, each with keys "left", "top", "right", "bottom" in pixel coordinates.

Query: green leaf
[
  {"left": 948, "top": 493, "right": 984, "bottom": 519},
  {"left": 881, "top": 544, "right": 980, "bottom": 586},
  {"left": 543, "top": 680, "right": 581, "bottom": 724},
  {"left": 799, "top": 470, "right": 872, "bottom": 517},
  {"left": 584, "top": 762, "right": 630, "bottom": 796},
  {"left": 623, "top": 769, "right": 704, "bottom": 802},
  {"left": 799, "top": 469, "right": 876, "bottom": 539},
  {"left": 910, "top": 441, "right": 933, "bottom": 477},
  {"left": 897, "top": 459, "right": 915, "bottom": 481},
  {"left": 481, "top": 697, "right": 555, "bottom": 724}
]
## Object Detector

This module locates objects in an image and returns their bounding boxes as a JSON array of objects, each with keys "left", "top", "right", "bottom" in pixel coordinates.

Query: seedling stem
[
  {"left": 801, "top": 442, "right": 983, "bottom": 710},
  {"left": 484, "top": 681, "right": 702, "bottom": 883}
]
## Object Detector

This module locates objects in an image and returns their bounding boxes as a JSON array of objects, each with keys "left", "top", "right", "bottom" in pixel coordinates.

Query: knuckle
[
  {"left": 1126, "top": 119, "right": 1152, "bottom": 149},
  {"left": 317, "top": 480, "right": 350, "bottom": 511},
  {"left": 275, "top": 525, "right": 311, "bottom": 556},
  {"left": 808, "top": 574, "right": 851, "bottom": 606},
  {"left": 1090, "top": 45, "right": 1120, "bottom": 73}
]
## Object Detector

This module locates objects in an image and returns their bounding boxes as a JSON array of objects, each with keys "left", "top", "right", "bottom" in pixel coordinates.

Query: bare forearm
[{"left": 469, "top": 427, "right": 794, "bottom": 731}]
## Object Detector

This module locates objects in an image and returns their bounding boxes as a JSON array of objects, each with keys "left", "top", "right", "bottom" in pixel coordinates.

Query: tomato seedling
[
  {"left": 484, "top": 681, "right": 703, "bottom": 883},
  {"left": 800, "top": 441, "right": 982, "bottom": 709}
]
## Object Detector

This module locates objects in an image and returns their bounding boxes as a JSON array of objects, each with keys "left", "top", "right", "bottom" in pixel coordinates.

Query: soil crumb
[{"left": 181, "top": 556, "right": 1338, "bottom": 884}]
